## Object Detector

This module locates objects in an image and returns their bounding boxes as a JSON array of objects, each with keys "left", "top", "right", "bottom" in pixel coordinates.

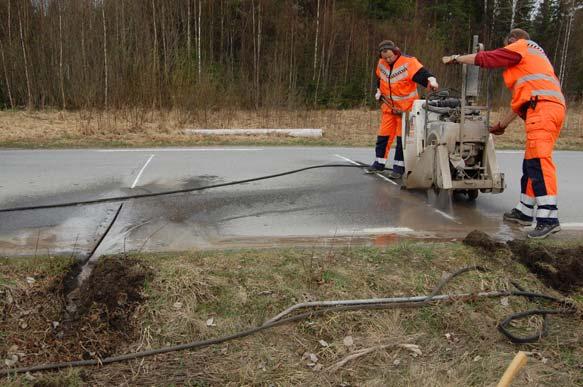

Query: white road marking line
[
  {"left": 375, "top": 173, "right": 399, "bottom": 185},
  {"left": 334, "top": 154, "right": 361, "bottom": 166},
  {"left": 131, "top": 154, "right": 155, "bottom": 189},
  {"left": 96, "top": 148, "right": 264, "bottom": 152},
  {"left": 496, "top": 150, "right": 523, "bottom": 154},
  {"left": 334, "top": 154, "right": 399, "bottom": 185}
]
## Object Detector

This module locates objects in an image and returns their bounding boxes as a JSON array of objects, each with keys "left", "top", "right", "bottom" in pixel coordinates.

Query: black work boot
[
  {"left": 365, "top": 161, "right": 385, "bottom": 174},
  {"left": 388, "top": 170, "right": 402, "bottom": 179},
  {"left": 527, "top": 222, "right": 561, "bottom": 239},
  {"left": 503, "top": 208, "right": 533, "bottom": 226}
]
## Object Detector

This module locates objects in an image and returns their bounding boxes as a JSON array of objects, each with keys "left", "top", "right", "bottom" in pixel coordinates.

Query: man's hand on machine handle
[
  {"left": 442, "top": 54, "right": 460, "bottom": 65},
  {"left": 427, "top": 77, "right": 439, "bottom": 91},
  {"left": 489, "top": 122, "right": 507, "bottom": 136}
]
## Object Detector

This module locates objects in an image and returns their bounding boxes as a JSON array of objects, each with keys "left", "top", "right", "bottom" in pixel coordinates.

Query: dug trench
[
  {"left": 1, "top": 256, "right": 153, "bottom": 367},
  {"left": 464, "top": 230, "right": 583, "bottom": 294}
]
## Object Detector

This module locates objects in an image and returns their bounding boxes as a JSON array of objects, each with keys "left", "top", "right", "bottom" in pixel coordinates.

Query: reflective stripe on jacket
[
  {"left": 376, "top": 54, "right": 423, "bottom": 112},
  {"left": 502, "top": 39, "right": 565, "bottom": 112}
]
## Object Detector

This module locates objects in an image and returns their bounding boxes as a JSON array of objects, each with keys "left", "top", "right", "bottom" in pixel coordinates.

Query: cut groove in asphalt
[{"left": 335, "top": 153, "right": 457, "bottom": 222}]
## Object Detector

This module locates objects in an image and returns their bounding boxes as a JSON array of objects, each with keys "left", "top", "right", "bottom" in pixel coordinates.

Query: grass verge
[
  {"left": 1, "top": 240, "right": 582, "bottom": 385},
  {"left": 1, "top": 107, "right": 582, "bottom": 150}
]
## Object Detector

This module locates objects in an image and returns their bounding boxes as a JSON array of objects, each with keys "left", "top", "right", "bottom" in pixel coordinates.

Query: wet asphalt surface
[{"left": 1, "top": 147, "right": 582, "bottom": 258}]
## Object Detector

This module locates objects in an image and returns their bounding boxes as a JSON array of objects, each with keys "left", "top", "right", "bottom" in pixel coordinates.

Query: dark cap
[{"left": 378, "top": 40, "right": 396, "bottom": 53}]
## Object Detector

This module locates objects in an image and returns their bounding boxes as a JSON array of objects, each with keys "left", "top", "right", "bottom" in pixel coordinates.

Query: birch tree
[
  {"left": 102, "top": 2, "right": 108, "bottom": 108},
  {"left": 0, "top": 39, "right": 14, "bottom": 108},
  {"left": 18, "top": 4, "right": 32, "bottom": 110}
]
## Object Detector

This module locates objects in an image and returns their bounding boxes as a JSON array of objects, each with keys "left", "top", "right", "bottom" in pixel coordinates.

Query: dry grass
[
  {"left": 2, "top": 241, "right": 582, "bottom": 385},
  {"left": 1, "top": 106, "right": 582, "bottom": 150},
  {"left": 0, "top": 108, "right": 379, "bottom": 149},
  {"left": 490, "top": 108, "right": 583, "bottom": 150}
]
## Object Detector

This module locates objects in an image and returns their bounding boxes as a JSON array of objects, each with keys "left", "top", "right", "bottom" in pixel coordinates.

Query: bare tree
[
  {"left": 0, "top": 39, "right": 14, "bottom": 108},
  {"left": 7, "top": 0, "right": 11, "bottom": 41},
  {"left": 102, "top": 3, "right": 108, "bottom": 108},
  {"left": 197, "top": 0, "right": 201, "bottom": 77},
  {"left": 558, "top": 0, "right": 575, "bottom": 86},
  {"left": 18, "top": 4, "right": 32, "bottom": 110},
  {"left": 59, "top": 0, "right": 66, "bottom": 110},
  {"left": 313, "top": 0, "right": 320, "bottom": 81},
  {"left": 187, "top": 0, "right": 191, "bottom": 58}
]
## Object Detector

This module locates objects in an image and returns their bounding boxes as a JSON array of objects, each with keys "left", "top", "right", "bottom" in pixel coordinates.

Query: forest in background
[{"left": 0, "top": 0, "right": 581, "bottom": 111}]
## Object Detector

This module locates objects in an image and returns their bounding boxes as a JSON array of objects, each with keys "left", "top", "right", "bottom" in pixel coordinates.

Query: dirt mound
[
  {"left": 463, "top": 230, "right": 506, "bottom": 252},
  {"left": 508, "top": 240, "right": 583, "bottom": 294},
  {"left": 72, "top": 257, "right": 152, "bottom": 331},
  {"left": 1, "top": 256, "right": 152, "bottom": 367}
]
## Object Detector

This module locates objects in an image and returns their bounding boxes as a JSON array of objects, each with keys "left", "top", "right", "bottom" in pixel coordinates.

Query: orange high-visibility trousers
[
  {"left": 374, "top": 107, "right": 402, "bottom": 166},
  {"left": 515, "top": 101, "right": 565, "bottom": 224}
]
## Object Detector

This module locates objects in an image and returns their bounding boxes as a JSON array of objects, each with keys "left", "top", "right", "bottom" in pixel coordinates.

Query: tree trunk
[
  {"left": 256, "top": 1, "right": 262, "bottom": 108},
  {"left": 18, "top": 6, "right": 32, "bottom": 110},
  {"left": 161, "top": 2, "right": 168, "bottom": 77},
  {"left": 152, "top": 0, "right": 160, "bottom": 108},
  {"left": 0, "top": 39, "right": 14, "bottom": 109},
  {"left": 209, "top": 1, "right": 214, "bottom": 65},
  {"left": 197, "top": 0, "right": 202, "bottom": 77},
  {"left": 7, "top": 0, "right": 11, "bottom": 41},
  {"left": 313, "top": 0, "right": 320, "bottom": 81},
  {"left": 344, "top": 15, "right": 353, "bottom": 83},
  {"left": 59, "top": 2, "right": 66, "bottom": 110},
  {"left": 558, "top": 0, "right": 574, "bottom": 86},
  {"left": 187, "top": 0, "right": 191, "bottom": 58},
  {"left": 81, "top": 16, "right": 87, "bottom": 86},
  {"left": 102, "top": 4, "right": 108, "bottom": 108},
  {"left": 220, "top": 0, "right": 224, "bottom": 64}
]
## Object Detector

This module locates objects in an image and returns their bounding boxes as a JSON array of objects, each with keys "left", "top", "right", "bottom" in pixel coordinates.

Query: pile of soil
[
  {"left": 1, "top": 256, "right": 152, "bottom": 367},
  {"left": 507, "top": 240, "right": 583, "bottom": 294},
  {"left": 462, "top": 230, "right": 507, "bottom": 252}
]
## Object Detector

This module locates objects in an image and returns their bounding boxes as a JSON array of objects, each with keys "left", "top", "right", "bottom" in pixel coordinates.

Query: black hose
[
  {"left": 0, "top": 164, "right": 365, "bottom": 214},
  {"left": 0, "top": 265, "right": 576, "bottom": 377}
]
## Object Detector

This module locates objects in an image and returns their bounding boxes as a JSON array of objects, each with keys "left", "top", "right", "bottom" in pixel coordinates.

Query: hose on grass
[{"left": 1, "top": 266, "right": 576, "bottom": 377}]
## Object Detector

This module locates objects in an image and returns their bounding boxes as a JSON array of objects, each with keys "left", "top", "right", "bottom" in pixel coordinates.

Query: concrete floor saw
[{"left": 401, "top": 36, "right": 505, "bottom": 200}]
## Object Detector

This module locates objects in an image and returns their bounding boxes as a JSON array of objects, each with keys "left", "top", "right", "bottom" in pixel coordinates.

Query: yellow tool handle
[{"left": 497, "top": 351, "right": 528, "bottom": 387}]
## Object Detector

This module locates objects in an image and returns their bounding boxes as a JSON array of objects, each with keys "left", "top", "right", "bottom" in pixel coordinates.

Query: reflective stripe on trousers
[{"left": 393, "top": 136, "right": 405, "bottom": 174}]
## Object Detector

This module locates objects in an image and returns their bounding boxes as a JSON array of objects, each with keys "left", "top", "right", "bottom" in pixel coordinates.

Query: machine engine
[{"left": 401, "top": 36, "right": 505, "bottom": 200}]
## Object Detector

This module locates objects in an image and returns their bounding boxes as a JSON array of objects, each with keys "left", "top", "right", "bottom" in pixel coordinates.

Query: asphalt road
[{"left": 1, "top": 147, "right": 582, "bottom": 257}]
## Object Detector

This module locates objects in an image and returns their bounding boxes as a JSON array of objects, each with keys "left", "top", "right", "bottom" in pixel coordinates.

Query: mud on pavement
[{"left": 1, "top": 256, "right": 152, "bottom": 367}]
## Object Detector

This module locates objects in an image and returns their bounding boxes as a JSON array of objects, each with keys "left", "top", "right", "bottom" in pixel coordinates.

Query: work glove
[
  {"left": 442, "top": 54, "right": 460, "bottom": 65},
  {"left": 489, "top": 122, "right": 506, "bottom": 136},
  {"left": 375, "top": 88, "right": 381, "bottom": 101},
  {"left": 427, "top": 76, "right": 439, "bottom": 91}
]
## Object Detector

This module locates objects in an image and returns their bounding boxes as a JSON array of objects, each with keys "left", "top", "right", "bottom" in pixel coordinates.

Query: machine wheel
[{"left": 467, "top": 189, "right": 479, "bottom": 201}]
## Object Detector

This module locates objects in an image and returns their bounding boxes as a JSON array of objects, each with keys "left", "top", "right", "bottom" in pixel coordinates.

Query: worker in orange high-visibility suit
[
  {"left": 369, "top": 40, "right": 439, "bottom": 179},
  {"left": 444, "top": 28, "right": 566, "bottom": 239}
]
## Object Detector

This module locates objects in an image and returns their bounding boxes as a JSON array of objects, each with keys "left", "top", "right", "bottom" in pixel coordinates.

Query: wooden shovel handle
[{"left": 497, "top": 351, "right": 528, "bottom": 387}]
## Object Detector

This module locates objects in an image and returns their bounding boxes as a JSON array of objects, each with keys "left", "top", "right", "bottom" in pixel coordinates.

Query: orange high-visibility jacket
[
  {"left": 376, "top": 55, "right": 423, "bottom": 112},
  {"left": 502, "top": 39, "right": 565, "bottom": 113}
]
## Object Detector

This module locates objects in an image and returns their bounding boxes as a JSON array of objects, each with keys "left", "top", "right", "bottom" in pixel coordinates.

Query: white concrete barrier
[{"left": 183, "top": 128, "right": 323, "bottom": 138}]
